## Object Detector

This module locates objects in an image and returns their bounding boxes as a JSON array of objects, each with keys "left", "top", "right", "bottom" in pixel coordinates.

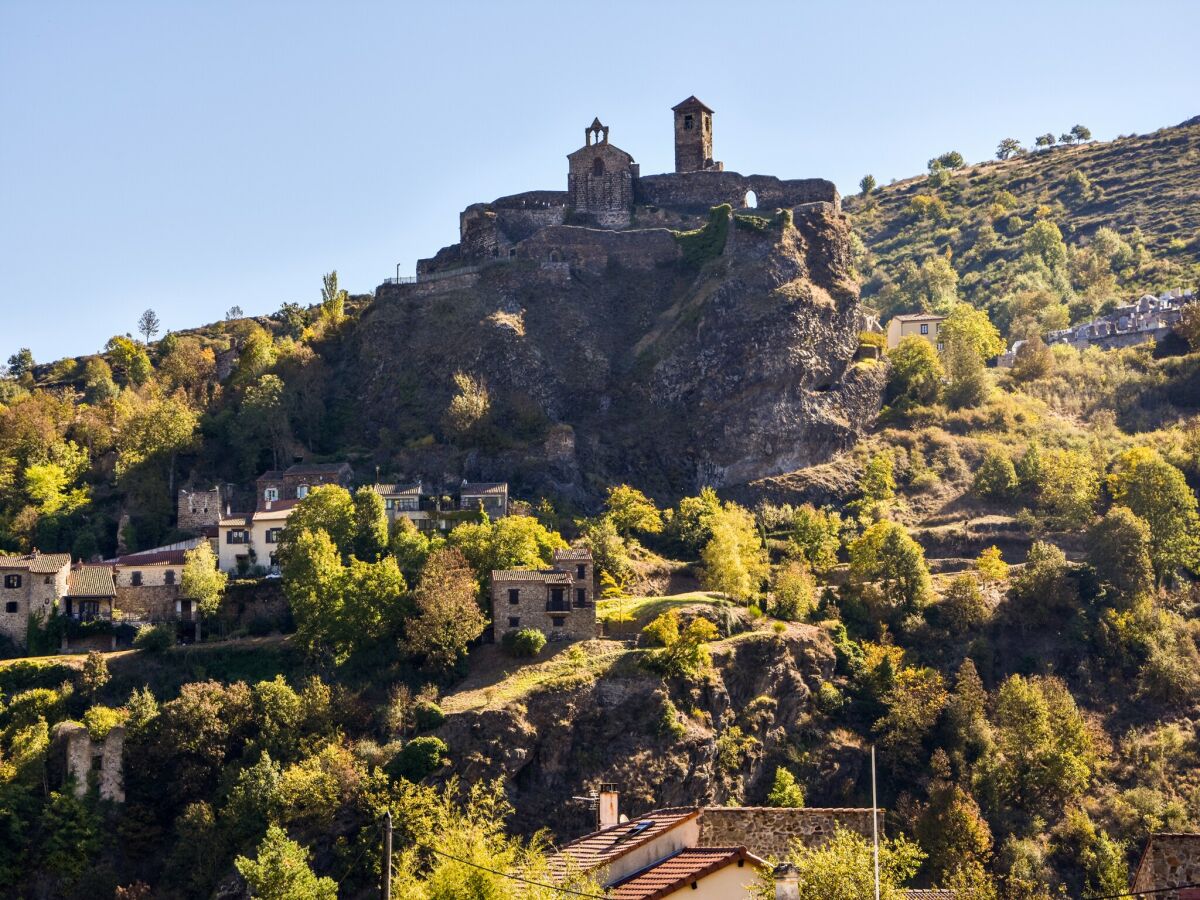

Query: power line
[
  {"left": 420, "top": 846, "right": 610, "bottom": 898},
  {"left": 1082, "top": 883, "right": 1200, "bottom": 900}
]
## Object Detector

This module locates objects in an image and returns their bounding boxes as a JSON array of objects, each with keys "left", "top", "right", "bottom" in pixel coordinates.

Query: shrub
[
  {"left": 388, "top": 736, "right": 449, "bottom": 783},
  {"left": 82, "top": 705, "right": 127, "bottom": 741},
  {"left": 973, "top": 447, "right": 1019, "bottom": 502},
  {"left": 133, "top": 624, "right": 173, "bottom": 653},
  {"left": 767, "top": 766, "right": 807, "bottom": 807},
  {"left": 815, "top": 681, "right": 845, "bottom": 714},
  {"left": 413, "top": 699, "right": 446, "bottom": 732},
  {"left": 501, "top": 627, "right": 547, "bottom": 658},
  {"left": 940, "top": 574, "right": 990, "bottom": 633}
]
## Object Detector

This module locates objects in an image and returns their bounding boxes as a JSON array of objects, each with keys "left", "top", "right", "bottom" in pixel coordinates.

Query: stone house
[
  {"left": 1133, "top": 833, "right": 1200, "bottom": 899},
  {"left": 460, "top": 481, "right": 509, "bottom": 518},
  {"left": 491, "top": 548, "right": 594, "bottom": 642},
  {"left": 255, "top": 462, "right": 353, "bottom": 509},
  {"left": 218, "top": 500, "right": 297, "bottom": 576},
  {"left": 111, "top": 542, "right": 204, "bottom": 623},
  {"left": 0, "top": 551, "right": 71, "bottom": 646},
  {"left": 886, "top": 313, "right": 946, "bottom": 350},
  {"left": 371, "top": 480, "right": 511, "bottom": 532},
  {"left": 549, "top": 787, "right": 878, "bottom": 900}
]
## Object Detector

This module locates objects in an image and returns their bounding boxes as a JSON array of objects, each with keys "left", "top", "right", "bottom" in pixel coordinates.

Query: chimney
[
  {"left": 773, "top": 863, "right": 800, "bottom": 900},
  {"left": 598, "top": 783, "right": 619, "bottom": 829},
  {"left": 265, "top": 500, "right": 273, "bottom": 511}
]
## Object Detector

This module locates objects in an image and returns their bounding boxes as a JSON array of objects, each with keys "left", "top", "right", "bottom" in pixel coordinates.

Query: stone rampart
[
  {"left": 516, "top": 226, "right": 680, "bottom": 274},
  {"left": 696, "top": 807, "right": 877, "bottom": 860},
  {"left": 636, "top": 172, "right": 840, "bottom": 213}
]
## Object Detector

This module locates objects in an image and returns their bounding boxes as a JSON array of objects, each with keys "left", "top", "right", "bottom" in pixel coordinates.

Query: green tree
[
  {"left": 181, "top": 541, "right": 228, "bottom": 632},
  {"left": 319, "top": 270, "right": 346, "bottom": 326},
  {"left": 1070, "top": 124, "right": 1092, "bottom": 142},
  {"left": 774, "top": 827, "right": 924, "bottom": 900},
  {"left": 137, "top": 309, "right": 160, "bottom": 343},
  {"left": 876, "top": 665, "right": 948, "bottom": 763},
  {"left": 1035, "top": 133, "right": 1056, "bottom": 149},
  {"left": 973, "top": 446, "right": 1019, "bottom": 502},
  {"left": 38, "top": 790, "right": 103, "bottom": 888},
  {"left": 1108, "top": 448, "right": 1200, "bottom": 582},
  {"left": 1023, "top": 220, "right": 1068, "bottom": 269},
  {"left": 941, "top": 574, "right": 989, "bottom": 633},
  {"left": 887, "top": 336, "right": 944, "bottom": 405},
  {"left": 240, "top": 374, "right": 289, "bottom": 472},
  {"left": 941, "top": 304, "right": 1005, "bottom": 361},
  {"left": 996, "top": 138, "right": 1024, "bottom": 159},
  {"left": 232, "top": 325, "right": 278, "bottom": 386},
  {"left": 578, "top": 514, "right": 632, "bottom": 587},
  {"left": 114, "top": 392, "right": 199, "bottom": 492},
  {"left": 448, "top": 514, "right": 567, "bottom": 582},
  {"left": 771, "top": 560, "right": 816, "bottom": 621},
  {"left": 849, "top": 522, "right": 934, "bottom": 616},
  {"left": 351, "top": 486, "right": 389, "bottom": 562},
  {"left": 787, "top": 504, "right": 841, "bottom": 573},
  {"left": 930, "top": 150, "right": 966, "bottom": 170},
  {"left": 405, "top": 547, "right": 487, "bottom": 673},
  {"left": 668, "top": 487, "right": 723, "bottom": 554},
  {"left": 1035, "top": 448, "right": 1098, "bottom": 528},
  {"left": 234, "top": 824, "right": 337, "bottom": 900},
  {"left": 6, "top": 348, "right": 34, "bottom": 379},
  {"left": 767, "top": 767, "right": 806, "bottom": 807},
  {"left": 917, "top": 753, "right": 994, "bottom": 883},
  {"left": 280, "top": 485, "right": 356, "bottom": 564},
  {"left": 979, "top": 675, "right": 1096, "bottom": 819},
  {"left": 390, "top": 516, "right": 438, "bottom": 583},
  {"left": 700, "top": 502, "right": 768, "bottom": 602},
  {"left": 1009, "top": 541, "right": 1079, "bottom": 626},
  {"left": 1088, "top": 506, "right": 1154, "bottom": 603},
  {"left": 604, "top": 484, "right": 663, "bottom": 537},
  {"left": 641, "top": 608, "right": 719, "bottom": 678},
  {"left": 104, "top": 335, "right": 153, "bottom": 386},
  {"left": 443, "top": 371, "right": 490, "bottom": 438},
  {"left": 78, "top": 649, "right": 110, "bottom": 702},
  {"left": 859, "top": 174, "right": 877, "bottom": 196}
]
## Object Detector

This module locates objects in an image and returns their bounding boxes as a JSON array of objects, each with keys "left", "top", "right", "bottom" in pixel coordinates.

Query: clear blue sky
[{"left": 2, "top": 0, "right": 1197, "bottom": 363}]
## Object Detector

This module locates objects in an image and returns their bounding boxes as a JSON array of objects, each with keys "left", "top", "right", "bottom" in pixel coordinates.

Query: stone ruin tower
[
  {"left": 566, "top": 118, "right": 639, "bottom": 228},
  {"left": 673, "top": 95, "right": 722, "bottom": 173}
]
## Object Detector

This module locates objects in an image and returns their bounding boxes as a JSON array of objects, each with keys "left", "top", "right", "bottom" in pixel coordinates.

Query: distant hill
[{"left": 845, "top": 116, "right": 1200, "bottom": 333}]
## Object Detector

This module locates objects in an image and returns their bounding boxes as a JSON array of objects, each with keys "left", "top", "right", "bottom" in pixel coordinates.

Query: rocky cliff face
[
  {"left": 341, "top": 204, "right": 883, "bottom": 502},
  {"left": 435, "top": 625, "right": 868, "bottom": 841}
]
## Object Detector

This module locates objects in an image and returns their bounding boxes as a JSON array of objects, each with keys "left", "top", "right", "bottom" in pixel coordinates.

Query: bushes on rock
[
  {"left": 388, "top": 736, "right": 449, "bottom": 783},
  {"left": 413, "top": 699, "right": 446, "bottom": 732}
]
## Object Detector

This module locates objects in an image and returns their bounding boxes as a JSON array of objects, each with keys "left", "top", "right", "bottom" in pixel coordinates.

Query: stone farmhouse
[
  {"left": 371, "top": 480, "right": 510, "bottom": 532},
  {"left": 491, "top": 548, "right": 595, "bottom": 642},
  {"left": 885, "top": 312, "right": 946, "bottom": 350},
  {"left": 0, "top": 551, "right": 71, "bottom": 646},
  {"left": 108, "top": 538, "right": 210, "bottom": 623},
  {"left": 548, "top": 786, "right": 879, "bottom": 900},
  {"left": 379, "top": 96, "right": 840, "bottom": 294}
]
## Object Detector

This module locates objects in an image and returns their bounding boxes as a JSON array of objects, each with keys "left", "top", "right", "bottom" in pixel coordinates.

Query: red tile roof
[
  {"left": 609, "top": 847, "right": 763, "bottom": 900},
  {"left": 550, "top": 809, "right": 701, "bottom": 880},
  {"left": 116, "top": 549, "right": 188, "bottom": 566},
  {"left": 0, "top": 552, "right": 72, "bottom": 573},
  {"left": 67, "top": 565, "right": 116, "bottom": 598}
]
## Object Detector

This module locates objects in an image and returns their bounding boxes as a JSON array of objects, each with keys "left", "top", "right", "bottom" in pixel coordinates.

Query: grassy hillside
[{"left": 846, "top": 116, "right": 1200, "bottom": 335}]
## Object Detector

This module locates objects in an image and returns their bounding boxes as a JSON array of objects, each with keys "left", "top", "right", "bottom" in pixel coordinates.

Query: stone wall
[
  {"left": 177, "top": 485, "right": 231, "bottom": 533},
  {"left": 696, "top": 807, "right": 878, "bottom": 860},
  {"left": 216, "top": 579, "right": 290, "bottom": 632},
  {"left": 516, "top": 225, "right": 680, "bottom": 275},
  {"left": 115, "top": 584, "right": 180, "bottom": 622},
  {"left": 1133, "top": 834, "right": 1200, "bottom": 899},
  {"left": 636, "top": 172, "right": 839, "bottom": 213}
]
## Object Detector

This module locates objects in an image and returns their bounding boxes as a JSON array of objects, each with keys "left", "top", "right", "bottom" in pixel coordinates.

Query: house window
[
  {"left": 43, "top": 576, "right": 51, "bottom": 584},
  {"left": 164, "top": 569, "right": 176, "bottom": 585},
  {"left": 131, "top": 571, "right": 143, "bottom": 586},
  {"left": 684, "top": 114, "right": 694, "bottom": 131},
  {"left": 265, "top": 528, "right": 281, "bottom": 544},
  {"left": 264, "top": 487, "right": 279, "bottom": 502},
  {"left": 551, "top": 616, "right": 566, "bottom": 629},
  {"left": 296, "top": 484, "right": 309, "bottom": 499},
  {"left": 4, "top": 574, "right": 22, "bottom": 589},
  {"left": 269, "top": 552, "right": 278, "bottom": 568},
  {"left": 576, "top": 564, "right": 586, "bottom": 580},
  {"left": 920, "top": 323, "right": 929, "bottom": 335},
  {"left": 5, "top": 601, "right": 17, "bottom": 613},
  {"left": 508, "top": 588, "right": 520, "bottom": 605},
  {"left": 227, "top": 529, "right": 248, "bottom": 544},
  {"left": 384, "top": 499, "right": 395, "bottom": 510},
  {"left": 549, "top": 587, "right": 566, "bottom": 611},
  {"left": 508, "top": 617, "right": 520, "bottom": 628},
  {"left": 937, "top": 342, "right": 944, "bottom": 352},
  {"left": 576, "top": 588, "right": 587, "bottom": 607}
]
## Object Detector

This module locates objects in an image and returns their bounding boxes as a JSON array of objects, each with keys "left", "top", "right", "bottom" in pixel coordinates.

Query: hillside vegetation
[{"left": 847, "top": 116, "right": 1200, "bottom": 337}]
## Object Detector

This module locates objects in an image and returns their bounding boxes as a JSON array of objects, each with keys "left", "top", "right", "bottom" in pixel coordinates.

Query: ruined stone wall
[
  {"left": 177, "top": 486, "right": 231, "bottom": 532},
  {"left": 696, "top": 807, "right": 878, "bottom": 860},
  {"left": 54, "top": 722, "right": 125, "bottom": 802},
  {"left": 1133, "top": 835, "right": 1200, "bottom": 899},
  {"left": 636, "top": 172, "right": 839, "bottom": 213},
  {"left": 516, "top": 226, "right": 680, "bottom": 274}
]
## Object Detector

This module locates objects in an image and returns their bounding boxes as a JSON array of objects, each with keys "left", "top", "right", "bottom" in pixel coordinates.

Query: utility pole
[
  {"left": 382, "top": 809, "right": 392, "bottom": 900},
  {"left": 873, "top": 748, "right": 883, "bottom": 900}
]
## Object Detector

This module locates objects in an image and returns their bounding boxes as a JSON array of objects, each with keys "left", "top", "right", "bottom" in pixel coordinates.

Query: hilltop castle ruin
[{"left": 401, "top": 96, "right": 840, "bottom": 283}]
